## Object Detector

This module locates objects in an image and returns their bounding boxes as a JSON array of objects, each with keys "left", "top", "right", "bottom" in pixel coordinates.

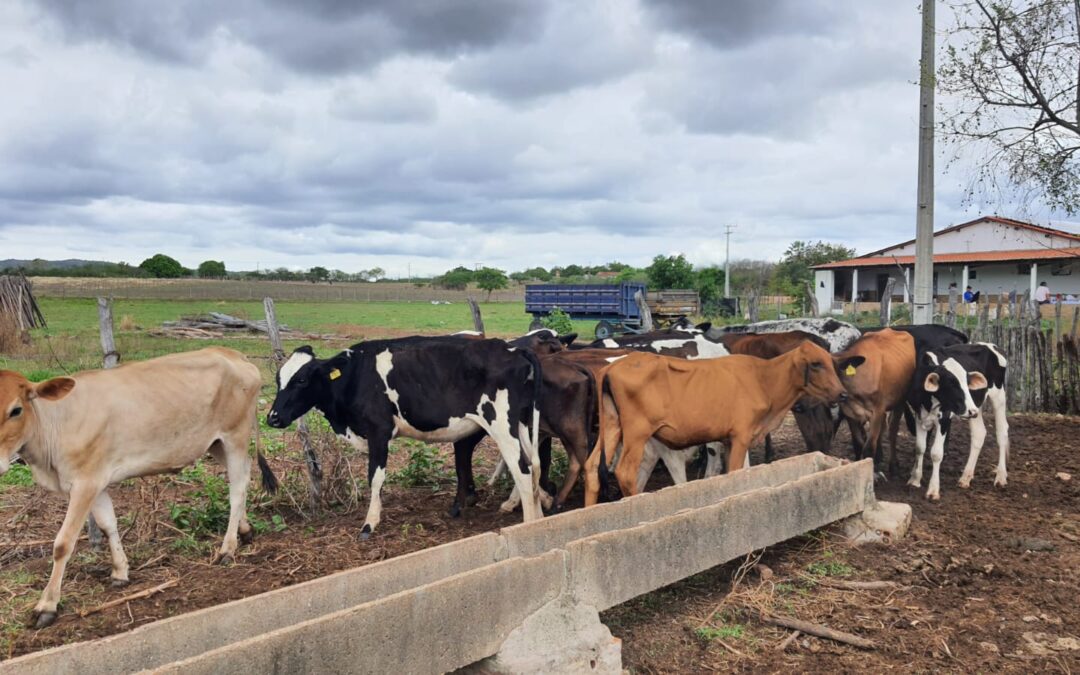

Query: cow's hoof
[
  {"left": 957, "top": 477, "right": 972, "bottom": 489},
  {"left": 906, "top": 478, "right": 921, "bottom": 489},
  {"left": 926, "top": 492, "right": 940, "bottom": 502},
  {"left": 465, "top": 492, "right": 479, "bottom": 507},
  {"left": 110, "top": 577, "right": 130, "bottom": 588},
  {"left": 32, "top": 611, "right": 57, "bottom": 630},
  {"left": 447, "top": 503, "right": 462, "bottom": 519},
  {"left": 239, "top": 529, "right": 255, "bottom": 546},
  {"left": 359, "top": 525, "right": 372, "bottom": 540},
  {"left": 873, "top": 472, "right": 888, "bottom": 483},
  {"left": 498, "top": 500, "right": 518, "bottom": 514},
  {"left": 994, "top": 474, "right": 1007, "bottom": 488},
  {"left": 218, "top": 553, "right": 234, "bottom": 566}
]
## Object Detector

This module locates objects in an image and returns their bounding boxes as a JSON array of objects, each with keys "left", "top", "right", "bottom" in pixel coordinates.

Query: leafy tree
[
  {"left": 197, "top": 260, "right": 226, "bottom": 278},
  {"left": 139, "top": 254, "right": 185, "bottom": 279},
  {"left": 474, "top": 267, "right": 509, "bottom": 299},
  {"left": 522, "top": 266, "right": 552, "bottom": 281},
  {"left": 307, "top": 266, "right": 330, "bottom": 283},
  {"left": 437, "top": 266, "right": 474, "bottom": 290},
  {"left": 646, "top": 254, "right": 695, "bottom": 289},
  {"left": 541, "top": 307, "right": 575, "bottom": 335},
  {"left": 694, "top": 266, "right": 726, "bottom": 305},
  {"left": 616, "top": 267, "right": 648, "bottom": 283},
  {"left": 773, "top": 241, "right": 854, "bottom": 299},
  {"left": 561, "top": 264, "right": 585, "bottom": 277},
  {"left": 939, "top": 0, "right": 1080, "bottom": 214}
]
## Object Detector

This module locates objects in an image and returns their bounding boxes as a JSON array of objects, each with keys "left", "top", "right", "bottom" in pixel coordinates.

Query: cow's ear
[
  {"left": 32, "top": 377, "right": 76, "bottom": 401},
  {"left": 836, "top": 355, "right": 865, "bottom": 375},
  {"left": 967, "top": 371, "right": 988, "bottom": 390},
  {"left": 924, "top": 372, "right": 940, "bottom": 392},
  {"left": 695, "top": 322, "right": 712, "bottom": 332},
  {"left": 558, "top": 333, "right": 578, "bottom": 346},
  {"left": 294, "top": 346, "right": 315, "bottom": 357}
]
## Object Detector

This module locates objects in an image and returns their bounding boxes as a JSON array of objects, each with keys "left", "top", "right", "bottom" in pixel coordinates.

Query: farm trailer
[{"left": 525, "top": 283, "right": 701, "bottom": 339}]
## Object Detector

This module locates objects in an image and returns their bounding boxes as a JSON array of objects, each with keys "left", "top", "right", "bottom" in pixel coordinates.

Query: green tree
[
  {"left": 522, "top": 266, "right": 552, "bottom": 281},
  {"left": 474, "top": 267, "right": 509, "bottom": 299},
  {"left": 694, "top": 266, "right": 726, "bottom": 305},
  {"left": 646, "top": 254, "right": 695, "bottom": 289},
  {"left": 139, "top": 254, "right": 185, "bottom": 278},
  {"left": 307, "top": 266, "right": 330, "bottom": 283},
  {"left": 437, "top": 266, "right": 474, "bottom": 290},
  {"left": 197, "top": 260, "right": 226, "bottom": 278},
  {"left": 773, "top": 241, "right": 854, "bottom": 299},
  {"left": 562, "top": 264, "right": 585, "bottom": 277}
]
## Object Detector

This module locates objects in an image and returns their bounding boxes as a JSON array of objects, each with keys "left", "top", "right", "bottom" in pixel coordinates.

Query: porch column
[
  {"left": 1030, "top": 263, "right": 1038, "bottom": 300},
  {"left": 851, "top": 268, "right": 858, "bottom": 303},
  {"left": 961, "top": 264, "right": 968, "bottom": 292},
  {"left": 903, "top": 267, "right": 910, "bottom": 303}
]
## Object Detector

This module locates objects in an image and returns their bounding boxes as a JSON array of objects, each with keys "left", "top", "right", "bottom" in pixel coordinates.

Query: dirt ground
[{"left": 1, "top": 413, "right": 1078, "bottom": 672}]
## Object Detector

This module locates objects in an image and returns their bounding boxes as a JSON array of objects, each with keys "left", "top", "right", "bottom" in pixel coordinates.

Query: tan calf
[
  {"left": 0, "top": 347, "right": 269, "bottom": 628},
  {"left": 583, "top": 341, "right": 858, "bottom": 506}
]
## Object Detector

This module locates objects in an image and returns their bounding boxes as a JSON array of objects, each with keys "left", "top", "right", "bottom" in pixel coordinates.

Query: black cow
[
  {"left": 903, "top": 342, "right": 1009, "bottom": 500},
  {"left": 267, "top": 336, "right": 544, "bottom": 536}
]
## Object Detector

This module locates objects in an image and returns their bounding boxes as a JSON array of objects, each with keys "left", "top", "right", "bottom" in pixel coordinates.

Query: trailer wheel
[
  {"left": 594, "top": 320, "right": 616, "bottom": 340},
  {"left": 529, "top": 316, "right": 544, "bottom": 331}
]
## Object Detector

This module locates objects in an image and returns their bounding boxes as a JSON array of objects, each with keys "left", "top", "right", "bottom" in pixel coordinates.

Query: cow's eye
[
  {"left": 810, "top": 362, "right": 824, "bottom": 371},
  {"left": 9, "top": 406, "right": 22, "bottom": 419}
]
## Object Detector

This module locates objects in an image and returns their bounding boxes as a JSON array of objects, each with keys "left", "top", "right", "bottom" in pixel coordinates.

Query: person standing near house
[
  {"left": 1035, "top": 281, "right": 1051, "bottom": 305},
  {"left": 963, "top": 285, "right": 978, "bottom": 315}
]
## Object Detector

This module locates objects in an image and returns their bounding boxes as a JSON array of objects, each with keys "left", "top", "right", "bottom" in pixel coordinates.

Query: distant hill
[{"left": 1, "top": 258, "right": 110, "bottom": 270}]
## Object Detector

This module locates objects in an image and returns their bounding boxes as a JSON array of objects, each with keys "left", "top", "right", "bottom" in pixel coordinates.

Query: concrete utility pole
[
  {"left": 724, "top": 224, "right": 735, "bottom": 298},
  {"left": 912, "top": 0, "right": 936, "bottom": 325}
]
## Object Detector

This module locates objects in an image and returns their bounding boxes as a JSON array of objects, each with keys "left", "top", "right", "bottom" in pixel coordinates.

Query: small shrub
[
  {"left": 251, "top": 513, "right": 287, "bottom": 534},
  {"left": 806, "top": 559, "right": 854, "bottom": 578},
  {"left": 389, "top": 440, "right": 446, "bottom": 488},
  {"left": 118, "top": 314, "right": 137, "bottom": 331},
  {"left": 169, "top": 462, "right": 230, "bottom": 538},
  {"left": 541, "top": 307, "right": 574, "bottom": 336},
  {"left": 0, "top": 464, "right": 33, "bottom": 489},
  {"left": 695, "top": 623, "right": 746, "bottom": 641}
]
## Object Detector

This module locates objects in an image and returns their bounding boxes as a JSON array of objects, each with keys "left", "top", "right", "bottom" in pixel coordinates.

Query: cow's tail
[
  {"left": 253, "top": 413, "right": 279, "bottom": 494},
  {"left": 594, "top": 368, "right": 616, "bottom": 498},
  {"left": 522, "top": 350, "right": 543, "bottom": 461}
]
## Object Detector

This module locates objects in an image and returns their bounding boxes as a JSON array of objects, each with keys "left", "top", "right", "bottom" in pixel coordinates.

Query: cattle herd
[{"left": 0, "top": 317, "right": 1010, "bottom": 629}]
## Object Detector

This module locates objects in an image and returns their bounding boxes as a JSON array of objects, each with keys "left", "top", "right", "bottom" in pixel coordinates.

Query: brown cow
[
  {"left": 0, "top": 348, "right": 272, "bottom": 628},
  {"left": 832, "top": 328, "right": 917, "bottom": 475},
  {"left": 583, "top": 341, "right": 860, "bottom": 506}
]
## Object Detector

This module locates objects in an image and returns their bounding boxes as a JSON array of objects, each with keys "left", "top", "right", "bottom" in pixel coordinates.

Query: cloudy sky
[{"left": 1, "top": 0, "right": 1076, "bottom": 276}]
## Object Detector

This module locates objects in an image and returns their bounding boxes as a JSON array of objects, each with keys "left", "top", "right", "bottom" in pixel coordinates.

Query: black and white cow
[
  {"left": 588, "top": 327, "right": 730, "bottom": 358},
  {"left": 904, "top": 342, "right": 1009, "bottom": 500},
  {"left": 712, "top": 318, "right": 862, "bottom": 353},
  {"left": 267, "top": 336, "right": 544, "bottom": 536}
]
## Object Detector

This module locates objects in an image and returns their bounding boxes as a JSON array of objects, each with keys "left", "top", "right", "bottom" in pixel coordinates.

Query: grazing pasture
[{"left": 0, "top": 297, "right": 1077, "bottom": 671}]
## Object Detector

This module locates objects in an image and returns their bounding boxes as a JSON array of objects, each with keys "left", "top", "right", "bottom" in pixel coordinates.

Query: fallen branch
[
  {"left": 776, "top": 630, "right": 801, "bottom": 651},
  {"left": 757, "top": 613, "right": 875, "bottom": 650},
  {"left": 714, "top": 637, "right": 746, "bottom": 657},
  {"left": 79, "top": 578, "right": 179, "bottom": 617}
]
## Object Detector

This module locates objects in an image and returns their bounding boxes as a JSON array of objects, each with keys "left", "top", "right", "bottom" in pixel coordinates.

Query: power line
[{"left": 724, "top": 224, "right": 736, "bottom": 298}]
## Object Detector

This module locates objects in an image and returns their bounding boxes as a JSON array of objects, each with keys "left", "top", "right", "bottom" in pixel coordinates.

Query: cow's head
[
  {"left": 0, "top": 371, "right": 75, "bottom": 474},
  {"left": 793, "top": 342, "right": 859, "bottom": 405},
  {"left": 267, "top": 346, "right": 347, "bottom": 429},
  {"left": 919, "top": 353, "right": 985, "bottom": 419},
  {"left": 510, "top": 328, "right": 577, "bottom": 355}
]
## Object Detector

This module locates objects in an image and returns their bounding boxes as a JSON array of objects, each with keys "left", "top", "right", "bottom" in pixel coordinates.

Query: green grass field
[{"left": 1, "top": 298, "right": 597, "bottom": 379}]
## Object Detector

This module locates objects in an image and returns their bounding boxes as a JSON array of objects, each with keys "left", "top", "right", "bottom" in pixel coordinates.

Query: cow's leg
[
  {"left": 926, "top": 417, "right": 948, "bottom": 501},
  {"left": 847, "top": 417, "right": 868, "bottom": 461},
  {"left": 537, "top": 436, "right": 556, "bottom": 498},
  {"left": 553, "top": 427, "right": 588, "bottom": 511},
  {"left": 584, "top": 395, "right": 623, "bottom": 507},
  {"left": 989, "top": 388, "right": 1009, "bottom": 487},
  {"left": 217, "top": 435, "right": 253, "bottom": 563},
  {"left": 727, "top": 435, "right": 751, "bottom": 472},
  {"left": 360, "top": 435, "right": 391, "bottom": 538},
  {"left": 635, "top": 439, "right": 663, "bottom": 493},
  {"left": 886, "top": 409, "right": 903, "bottom": 478},
  {"left": 763, "top": 433, "right": 775, "bottom": 463},
  {"left": 33, "top": 481, "right": 98, "bottom": 628},
  {"left": 663, "top": 448, "right": 689, "bottom": 485},
  {"left": 958, "top": 412, "right": 987, "bottom": 489},
  {"left": 471, "top": 394, "right": 542, "bottom": 521},
  {"left": 704, "top": 442, "right": 725, "bottom": 477},
  {"left": 866, "top": 412, "right": 888, "bottom": 478},
  {"left": 450, "top": 431, "right": 485, "bottom": 518},
  {"left": 90, "top": 491, "right": 129, "bottom": 587},
  {"left": 907, "top": 417, "right": 929, "bottom": 488},
  {"left": 612, "top": 435, "right": 647, "bottom": 499}
]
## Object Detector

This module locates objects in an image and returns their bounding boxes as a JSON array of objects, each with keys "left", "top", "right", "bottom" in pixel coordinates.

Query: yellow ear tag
[
  {"left": 329, "top": 368, "right": 341, "bottom": 381},
  {"left": 844, "top": 365, "right": 857, "bottom": 376}
]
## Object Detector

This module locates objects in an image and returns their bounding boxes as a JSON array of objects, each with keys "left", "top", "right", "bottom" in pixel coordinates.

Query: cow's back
[{"left": 839, "top": 329, "right": 916, "bottom": 416}]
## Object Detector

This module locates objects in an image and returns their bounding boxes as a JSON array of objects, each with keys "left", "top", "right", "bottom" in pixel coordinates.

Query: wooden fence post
[
  {"left": 85, "top": 297, "right": 123, "bottom": 549},
  {"left": 466, "top": 297, "right": 485, "bottom": 334},
  {"left": 264, "top": 297, "right": 323, "bottom": 511},
  {"left": 946, "top": 286, "right": 958, "bottom": 329},
  {"left": 805, "top": 281, "right": 818, "bottom": 318},
  {"left": 634, "top": 290, "right": 654, "bottom": 331},
  {"left": 879, "top": 278, "right": 895, "bottom": 327},
  {"left": 747, "top": 290, "right": 759, "bottom": 323}
]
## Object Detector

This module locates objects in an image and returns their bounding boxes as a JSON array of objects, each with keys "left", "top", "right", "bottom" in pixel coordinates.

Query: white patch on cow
[
  {"left": 468, "top": 389, "right": 542, "bottom": 522},
  {"left": 394, "top": 415, "right": 479, "bottom": 443},
  {"left": 338, "top": 428, "right": 368, "bottom": 453},
  {"left": 452, "top": 330, "right": 483, "bottom": 337},
  {"left": 524, "top": 328, "right": 556, "bottom": 337},
  {"left": 926, "top": 352, "right": 940, "bottom": 366},
  {"left": 942, "top": 357, "right": 980, "bottom": 417},
  {"left": 508, "top": 347, "right": 517, "bottom": 352},
  {"left": 343, "top": 348, "right": 354, "bottom": 357},
  {"left": 601, "top": 339, "right": 619, "bottom": 348},
  {"left": 278, "top": 352, "right": 313, "bottom": 390},
  {"left": 673, "top": 325, "right": 701, "bottom": 334},
  {"left": 645, "top": 335, "right": 729, "bottom": 359},
  {"left": 375, "top": 349, "right": 400, "bottom": 408},
  {"left": 977, "top": 342, "right": 1008, "bottom": 367},
  {"left": 605, "top": 354, "right": 628, "bottom": 363},
  {"left": 362, "top": 466, "right": 387, "bottom": 532}
]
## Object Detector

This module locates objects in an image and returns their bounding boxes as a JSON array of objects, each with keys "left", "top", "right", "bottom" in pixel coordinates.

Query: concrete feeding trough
[{"left": 1, "top": 453, "right": 903, "bottom": 674}]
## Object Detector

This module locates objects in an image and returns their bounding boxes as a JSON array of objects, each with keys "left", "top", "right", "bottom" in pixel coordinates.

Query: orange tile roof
[
  {"left": 862, "top": 216, "right": 1080, "bottom": 257},
  {"left": 815, "top": 247, "right": 1080, "bottom": 270}
]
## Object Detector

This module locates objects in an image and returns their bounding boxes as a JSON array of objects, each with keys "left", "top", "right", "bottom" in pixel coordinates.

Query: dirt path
[{"left": 1, "top": 414, "right": 1077, "bottom": 671}]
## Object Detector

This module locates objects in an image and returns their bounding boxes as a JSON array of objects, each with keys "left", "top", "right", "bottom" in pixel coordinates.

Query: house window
[
  {"left": 1051, "top": 262, "right": 1073, "bottom": 276},
  {"left": 1017, "top": 263, "right": 1031, "bottom": 275},
  {"left": 968, "top": 269, "right": 977, "bottom": 280}
]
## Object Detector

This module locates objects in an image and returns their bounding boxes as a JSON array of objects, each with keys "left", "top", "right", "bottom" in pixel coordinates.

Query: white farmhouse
[{"left": 813, "top": 216, "right": 1080, "bottom": 312}]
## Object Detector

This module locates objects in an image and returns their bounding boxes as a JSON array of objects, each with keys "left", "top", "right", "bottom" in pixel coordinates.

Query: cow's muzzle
[
  {"left": 836, "top": 392, "right": 848, "bottom": 403},
  {"left": 266, "top": 410, "right": 286, "bottom": 429}
]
